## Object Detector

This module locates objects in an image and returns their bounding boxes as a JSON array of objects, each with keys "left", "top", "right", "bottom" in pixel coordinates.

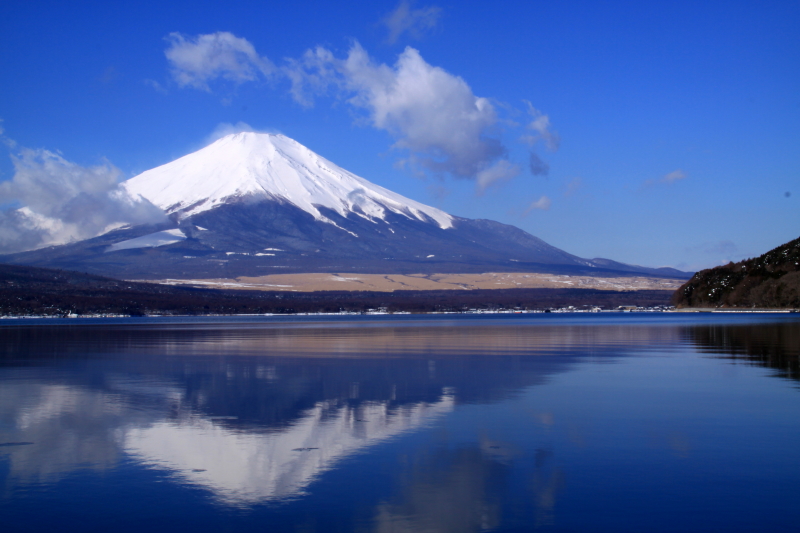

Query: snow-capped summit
[{"left": 123, "top": 132, "right": 453, "bottom": 229}]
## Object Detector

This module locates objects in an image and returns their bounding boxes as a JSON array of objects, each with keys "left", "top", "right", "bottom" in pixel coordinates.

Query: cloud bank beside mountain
[{"left": 0, "top": 147, "right": 165, "bottom": 253}]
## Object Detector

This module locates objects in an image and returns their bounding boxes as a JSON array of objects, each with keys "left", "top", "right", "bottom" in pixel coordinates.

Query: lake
[{"left": 1, "top": 313, "right": 798, "bottom": 532}]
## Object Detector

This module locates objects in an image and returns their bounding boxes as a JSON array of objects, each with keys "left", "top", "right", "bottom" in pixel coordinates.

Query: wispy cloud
[
  {"left": 382, "top": 1, "right": 442, "bottom": 44},
  {"left": 523, "top": 196, "right": 552, "bottom": 215},
  {"left": 144, "top": 79, "right": 168, "bottom": 94},
  {"left": 99, "top": 66, "right": 118, "bottom": 84},
  {"left": 426, "top": 183, "right": 450, "bottom": 202},
  {"left": 165, "top": 32, "right": 275, "bottom": 91},
  {"left": 196, "top": 122, "right": 285, "bottom": 151},
  {"left": 642, "top": 169, "right": 688, "bottom": 189},
  {"left": 662, "top": 169, "right": 686, "bottom": 183},
  {"left": 519, "top": 103, "right": 558, "bottom": 179},
  {"left": 476, "top": 160, "right": 521, "bottom": 193},
  {"left": 529, "top": 151, "right": 549, "bottom": 177},
  {"left": 521, "top": 102, "right": 560, "bottom": 152},
  {"left": 0, "top": 119, "right": 16, "bottom": 150},
  {"left": 203, "top": 122, "right": 265, "bottom": 145},
  {"left": 0, "top": 144, "right": 165, "bottom": 253},
  {"left": 684, "top": 240, "right": 739, "bottom": 267},
  {"left": 563, "top": 177, "right": 583, "bottom": 197},
  {"left": 688, "top": 240, "right": 738, "bottom": 257}
]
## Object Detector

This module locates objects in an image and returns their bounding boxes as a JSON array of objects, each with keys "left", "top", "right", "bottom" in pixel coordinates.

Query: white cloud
[
  {"left": 289, "top": 43, "right": 507, "bottom": 181},
  {"left": 0, "top": 147, "right": 165, "bottom": 253},
  {"left": 165, "top": 32, "right": 274, "bottom": 91},
  {"left": 476, "top": 160, "right": 520, "bottom": 193},
  {"left": 382, "top": 1, "right": 442, "bottom": 44},
  {"left": 283, "top": 46, "right": 338, "bottom": 108},
  {"left": 164, "top": 34, "right": 559, "bottom": 192},
  {"left": 523, "top": 196, "right": 552, "bottom": 215}
]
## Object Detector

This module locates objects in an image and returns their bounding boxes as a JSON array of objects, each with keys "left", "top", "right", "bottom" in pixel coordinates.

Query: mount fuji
[{"left": 2, "top": 132, "right": 688, "bottom": 280}]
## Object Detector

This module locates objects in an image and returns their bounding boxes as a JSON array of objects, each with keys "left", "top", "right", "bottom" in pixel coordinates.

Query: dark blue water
[{"left": 1, "top": 313, "right": 798, "bottom": 532}]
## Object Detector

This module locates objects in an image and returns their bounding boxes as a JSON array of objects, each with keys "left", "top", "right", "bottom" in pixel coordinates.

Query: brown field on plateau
[{"left": 147, "top": 272, "right": 684, "bottom": 293}]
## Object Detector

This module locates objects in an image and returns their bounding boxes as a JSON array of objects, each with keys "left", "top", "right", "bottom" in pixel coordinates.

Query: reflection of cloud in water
[
  {"left": 0, "top": 383, "right": 126, "bottom": 484},
  {"left": 373, "top": 447, "right": 503, "bottom": 533},
  {"left": 124, "top": 395, "right": 454, "bottom": 505},
  {"left": 531, "top": 448, "right": 564, "bottom": 528},
  {"left": 0, "top": 373, "right": 453, "bottom": 505},
  {"left": 647, "top": 429, "right": 692, "bottom": 459}
]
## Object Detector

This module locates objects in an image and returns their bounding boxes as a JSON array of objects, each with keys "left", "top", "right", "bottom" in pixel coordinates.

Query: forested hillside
[{"left": 673, "top": 237, "right": 800, "bottom": 308}]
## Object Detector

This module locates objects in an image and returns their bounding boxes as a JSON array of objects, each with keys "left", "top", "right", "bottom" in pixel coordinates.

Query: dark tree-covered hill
[{"left": 673, "top": 236, "right": 800, "bottom": 308}]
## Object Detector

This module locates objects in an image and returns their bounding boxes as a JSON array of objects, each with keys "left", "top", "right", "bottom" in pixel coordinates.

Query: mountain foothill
[{"left": 674, "top": 236, "right": 800, "bottom": 309}]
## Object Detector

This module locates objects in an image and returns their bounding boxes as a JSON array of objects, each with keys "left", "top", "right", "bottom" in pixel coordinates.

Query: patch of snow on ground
[
  {"left": 107, "top": 229, "right": 186, "bottom": 252},
  {"left": 159, "top": 279, "right": 293, "bottom": 289}
]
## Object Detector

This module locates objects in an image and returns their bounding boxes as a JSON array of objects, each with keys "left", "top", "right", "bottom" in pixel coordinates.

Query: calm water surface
[{"left": 1, "top": 314, "right": 798, "bottom": 532}]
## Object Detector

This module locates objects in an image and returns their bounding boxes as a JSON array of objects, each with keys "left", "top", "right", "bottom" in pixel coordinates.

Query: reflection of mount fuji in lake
[
  {"left": 0, "top": 375, "right": 452, "bottom": 504},
  {"left": 126, "top": 395, "right": 454, "bottom": 504},
  {"left": 1, "top": 318, "right": 688, "bottom": 505}
]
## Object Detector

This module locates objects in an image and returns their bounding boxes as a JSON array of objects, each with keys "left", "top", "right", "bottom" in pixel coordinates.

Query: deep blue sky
[{"left": 1, "top": 0, "right": 797, "bottom": 270}]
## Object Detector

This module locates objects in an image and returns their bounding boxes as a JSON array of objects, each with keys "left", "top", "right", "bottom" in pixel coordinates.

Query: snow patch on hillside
[{"left": 107, "top": 229, "right": 186, "bottom": 252}]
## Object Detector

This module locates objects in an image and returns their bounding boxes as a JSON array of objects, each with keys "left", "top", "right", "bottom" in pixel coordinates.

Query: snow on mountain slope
[
  {"left": 106, "top": 228, "right": 186, "bottom": 252},
  {"left": 123, "top": 132, "right": 453, "bottom": 230}
]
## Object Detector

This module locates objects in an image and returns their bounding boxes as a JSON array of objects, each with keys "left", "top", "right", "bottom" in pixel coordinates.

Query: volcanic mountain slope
[
  {"left": 2, "top": 132, "right": 689, "bottom": 280},
  {"left": 673, "top": 236, "right": 800, "bottom": 308}
]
